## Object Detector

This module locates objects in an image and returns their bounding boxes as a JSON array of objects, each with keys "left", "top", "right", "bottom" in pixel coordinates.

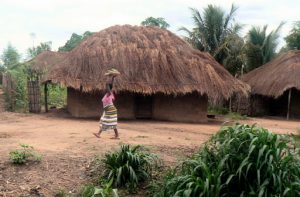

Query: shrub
[
  {"left": 9, "top": 144, "right": 41, "bottom": 164},
  {"left": 158, "top": 124, "right": 300, "bottom": 196},
  {"left": 103, "top": 144, "right": 158, "bottom": 191},
  {"left": 78, "top": 180, "right": 119, "bottom": 197}
]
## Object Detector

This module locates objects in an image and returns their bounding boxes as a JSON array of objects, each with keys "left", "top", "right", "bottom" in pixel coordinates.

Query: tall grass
[
  {"left": 157, "top": 124, "right": 300, "bottom": 196},
  {"left": 103, "top": 145, "right": 158, "bottom": 191}
]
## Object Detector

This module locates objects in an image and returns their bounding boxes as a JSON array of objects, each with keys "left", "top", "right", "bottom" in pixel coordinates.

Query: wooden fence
[
  {"left": 27, "top": 80, "right": 41, "bottom": 113},
  {"left": 2, "top": 73, "right": 16, "bottom": 111}
]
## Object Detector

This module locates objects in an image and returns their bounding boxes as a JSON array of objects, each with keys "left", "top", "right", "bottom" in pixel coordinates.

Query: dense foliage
[
  {"left": 179, "top": 4, "right": 244, "bottom": 75},
  {"left": 244, "top": 23, "right": 284, "bottom": 72},
  {"left": 1, "top": 44, "right": 20, "bottom": 68},
  {"left": 58, "top": 31, "right": 93, "bottom": 52},
  {"left": 103, "top": 145, "right": 158, "bottom": 191},
  {"left": 285, "top": 21, "right": 300, "bottom": 50},
  {"left": 141, "top": 17, "right": 170, "bottom": 29},
  {"left": 157, "top": 124, "right": 300, "bottom": 196},
  {"left": 27, "top": 41, "right": 52, "bottom": 59}
]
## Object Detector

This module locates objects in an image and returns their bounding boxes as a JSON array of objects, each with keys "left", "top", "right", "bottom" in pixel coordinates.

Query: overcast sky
[{"left": 1, "top": 0, "right": 299, "bottom": 60}]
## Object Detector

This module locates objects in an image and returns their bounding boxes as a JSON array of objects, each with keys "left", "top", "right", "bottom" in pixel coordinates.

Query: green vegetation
[
  {"left": 1, "top": 44, "right": 20, "bottom": 68},
  {"left": 27, "top": 41, "right": 52, "bottom": 58},
  {"left": 141, "top": 17, "right": 170, "bottom": 29},
  {"left": 285, "top": 21, "right": 300, "bottom": 50},
  {"left": 45, "top": 84, "right": 67, "bottom": 109},
  {"left": 103, "top": 145, "right": 158, "bottom": 191},
  {"left": 58, "top": 31, "right": 93, "bottom": 52},
  {"left": 9, "top": 144, "right": 42, "bottom": 164},
  {"left": 244, "top": 23, "right": 284, "bottom": 72},
  {"left": 179, "top": 4, "right": 244, "bottom": 75},
  {"left": 5, "top": 63, "right": 29, "bottom": 111},
  {"left": 78, "top": 180, "right": 119, "bottom": 197},
  {"left": 155, "top": 124, "right": 300, "bottom": 196}
]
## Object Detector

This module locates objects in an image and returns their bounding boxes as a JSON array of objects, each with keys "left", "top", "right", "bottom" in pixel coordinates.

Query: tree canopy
[
  {"left": 244, "top": 23, "right": 284, "bottom": 72},
  {"left": 27, "top": 41, "right": 52, "bottom": 59},
  {"left": 58, "top": 31, "right": 93, "bottom": 52},
  {"left": 285, "top": 21, "right": 300, "bottom": 50},
  {"left": 141, "top": 17, "right": 170, "bottom": 29},
  {"left": 179, "top": 4, "right": 244, "bottom": 75},
  {"left": 1, "top": 44, "right": 21, "bottom": 68}
]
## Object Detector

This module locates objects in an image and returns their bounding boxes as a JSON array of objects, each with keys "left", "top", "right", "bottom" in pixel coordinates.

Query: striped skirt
[{"left": 100, "top": 104, "right": 118, "bottom": 131}]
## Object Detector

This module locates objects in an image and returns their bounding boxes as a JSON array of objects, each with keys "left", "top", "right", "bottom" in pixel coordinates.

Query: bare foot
[
  {"left": 110, "top": 136, "right": 120, "bottom": 140},
  {"left": 93, "top": 133, "right": 100, "bottom": 138}
]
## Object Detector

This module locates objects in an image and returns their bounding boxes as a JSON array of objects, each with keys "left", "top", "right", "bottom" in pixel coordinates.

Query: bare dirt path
[{"left": 0, "top": 110, "right": 299, "bottom": 196}]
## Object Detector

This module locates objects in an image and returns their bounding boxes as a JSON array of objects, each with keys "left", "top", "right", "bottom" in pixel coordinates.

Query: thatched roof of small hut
[
  {"left": 46, "top": 25, "right": 249, "bottom": 100},
  {"left": 242, "top": 50, "right": 300, "bottom": 98},
  {"left": 28, "top": 51, "right": 66, "bottom": 73}
]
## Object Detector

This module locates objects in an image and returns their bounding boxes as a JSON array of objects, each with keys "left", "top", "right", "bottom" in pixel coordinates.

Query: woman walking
[{"left": 93, "top": 69, "right": 120, "bottom": 139}]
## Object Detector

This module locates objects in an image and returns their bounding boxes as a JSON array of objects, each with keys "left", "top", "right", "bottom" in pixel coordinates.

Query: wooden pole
[
  {"left": 44, "top": 82, "right": 48, "bottom": 113},
  {"left": 287, "top": 89, "right": 292, "bottom": 120}
]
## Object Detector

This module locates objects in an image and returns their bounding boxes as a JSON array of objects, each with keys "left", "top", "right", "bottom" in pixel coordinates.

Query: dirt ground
[{"left": 0, "top": 93, "right": 300, "bottom": 196}]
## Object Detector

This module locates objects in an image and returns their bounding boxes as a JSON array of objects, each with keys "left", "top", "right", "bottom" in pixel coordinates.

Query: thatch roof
[
  {"left": 242, "top": 50, "right": 300, "bottom": 98},
  {"left": 28, "top": 51, "right": 66, "bottom": 73},
  {"left": 46, "top": 25, "right": 249, "bottom": 100}
]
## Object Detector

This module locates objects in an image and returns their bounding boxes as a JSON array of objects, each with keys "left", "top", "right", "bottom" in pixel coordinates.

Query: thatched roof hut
[
  {"left": 28, "top": 51, "right": 66, "bottom": 73},
  {"left": 243, "top": 50, "right": 300, "bottom": 98},
  {"left": 46, "top": 25, "right": 249, "bottom": 122},
  {"left": 242, "top": 50, "right": 300, "bottom": 119},
  {"left": 47, "top": 25, "right": 248, "bottom": 99}
]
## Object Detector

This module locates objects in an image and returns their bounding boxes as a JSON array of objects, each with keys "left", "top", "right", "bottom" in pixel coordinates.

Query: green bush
[
  {"left": 103, "top": 145, "right": 158, "bottom": 191},
  {"left": 43, "top": 84, "right": 67, "bottom": 108},
  {"left": 9, "top": 144, "right": 41, "bottom": 164},
  {"left": 78, "top": 180, "right": 119, "bottom": 197},
  {"left": 6, "top": 64, "right": 28, "bottom": 112},
  {"left": 157, "top": 124, "right": 300, "bottom": 196}
]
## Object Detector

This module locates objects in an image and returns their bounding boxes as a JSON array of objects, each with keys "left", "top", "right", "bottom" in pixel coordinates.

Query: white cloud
[{"left": 0, "top": 0, "right": 299, "bottom": 59}]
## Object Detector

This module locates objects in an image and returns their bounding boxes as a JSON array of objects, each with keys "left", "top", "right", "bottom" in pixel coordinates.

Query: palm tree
[
  {"left": 180, "top": 4, "right": 244, "bottom": 75},
  {"left": 180, "top": 5, "right": 241, "bottom": 57},
  {"left": 244, "top": 22, "right": 284, "bottom": 72}
]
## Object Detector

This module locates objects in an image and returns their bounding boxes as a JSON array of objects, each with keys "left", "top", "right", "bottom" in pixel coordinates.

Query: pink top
[{"left": 102, "top": 93, "right": 115, "bottom": 107}]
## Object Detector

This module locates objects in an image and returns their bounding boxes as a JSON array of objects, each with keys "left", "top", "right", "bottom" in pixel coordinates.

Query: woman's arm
[{"left": 110, "top": 76, "right": 116, "bottom": 89}]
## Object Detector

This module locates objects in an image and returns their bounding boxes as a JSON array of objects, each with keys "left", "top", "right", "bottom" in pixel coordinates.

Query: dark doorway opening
[{"left": 135, "top": 95, "right": 153, "bottom": 119}]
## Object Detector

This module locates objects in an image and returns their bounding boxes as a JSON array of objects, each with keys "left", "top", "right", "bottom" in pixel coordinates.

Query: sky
[{"left": 0, "top": 0, "right": 299, "bottom": 61}]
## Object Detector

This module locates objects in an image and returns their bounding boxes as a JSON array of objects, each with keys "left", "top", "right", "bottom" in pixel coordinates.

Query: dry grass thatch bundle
[
  {"left": 242, "top": 50, "right": 300, "bottom": 98},
  {"left": 28, "top": 51, "right": 67, "bottom": 73},
  {"left": 46, "top": 25, "right": 249, "bottom": 101}
]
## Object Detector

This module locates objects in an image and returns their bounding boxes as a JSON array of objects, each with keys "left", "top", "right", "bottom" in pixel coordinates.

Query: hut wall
[
  {"left": 67, "top": 88, "right": 208, "bottom": 122},
  {"left": 152, "top": 93, "right": 208, "bottom": 123},
  {"left": 67, "top": 88, "right": 135, "bottom": 119}
]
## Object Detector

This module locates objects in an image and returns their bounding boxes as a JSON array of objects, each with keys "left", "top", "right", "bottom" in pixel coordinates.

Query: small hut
[
  {"left": 28, "top": 51, "right": 66, "bottom": 75},
  {"left": 241, "top": 50, "right": 300, "bottom": 119},
  {"left": 28, "top": 51, "right": 67, "bottom": 112},
  {"left": 46, "top": 25, "right": 248, "bottom": 122}
]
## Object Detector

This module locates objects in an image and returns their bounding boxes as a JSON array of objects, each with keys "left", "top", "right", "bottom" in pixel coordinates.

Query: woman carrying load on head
[{"left": 93, "top": 68, "right": 120, "bottom": 139}]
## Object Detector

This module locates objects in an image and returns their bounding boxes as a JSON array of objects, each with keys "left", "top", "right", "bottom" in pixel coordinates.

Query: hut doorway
[{"left": 135, "top": 95, "right": 153, "bottom": 119}]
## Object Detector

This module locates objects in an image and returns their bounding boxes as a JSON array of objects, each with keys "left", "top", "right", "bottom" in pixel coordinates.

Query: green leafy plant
[
  {"left": 157, "top": 124, "right": 300, "bottom": 196},
  {"left": 103, "top": 144, "right": 158, "bottom": 191},
  {"left": 9, "top": 144, "right": 41, "bottom": 164},
  {"left": 78, "top": 180, "right": 119, "bottom": 197}
]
